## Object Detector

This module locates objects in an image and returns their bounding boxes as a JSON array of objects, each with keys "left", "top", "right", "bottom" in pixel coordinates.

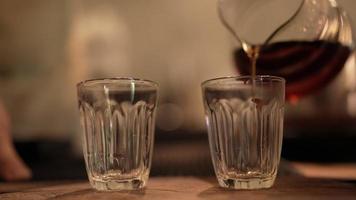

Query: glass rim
[
  {"left": 201, "top": 75, "right": 285, "bottom": 87},
  {"left": 77, "top": 77, "right": 158, "bottom": 89}
]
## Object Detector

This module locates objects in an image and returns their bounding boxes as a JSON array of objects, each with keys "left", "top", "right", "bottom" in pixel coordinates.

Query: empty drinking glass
[
  {"left": 202, "top": 76, "right": 285, "bottom": 189},
  {"left": 77, "top": 77, "right": 158, "bottom": 191}
]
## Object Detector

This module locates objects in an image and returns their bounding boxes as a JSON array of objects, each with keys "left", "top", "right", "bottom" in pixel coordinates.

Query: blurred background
[{"left": 1, "top": 0, "right": 356, "bottom": 180}]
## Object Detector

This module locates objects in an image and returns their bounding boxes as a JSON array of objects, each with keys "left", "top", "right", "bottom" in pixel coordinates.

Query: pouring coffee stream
[{"left": 218, "top": 0, "right": 353, "bottom": 100}]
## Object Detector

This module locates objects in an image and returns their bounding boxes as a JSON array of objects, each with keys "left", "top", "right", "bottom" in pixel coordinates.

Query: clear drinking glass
[
  {"left": 77, "top": 77, "right": 158, "bottom": 191},
  {"left": 202, "top": 76, "right": 285, "bottom": 189}
]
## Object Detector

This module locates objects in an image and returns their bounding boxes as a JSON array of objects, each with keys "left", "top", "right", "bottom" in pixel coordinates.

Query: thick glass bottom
[
  {"left": 89, "top": 178, "right": 146, "bottom": 191},
  {"left": 217, "top": 176, "right": 276, "bottom": 190}
]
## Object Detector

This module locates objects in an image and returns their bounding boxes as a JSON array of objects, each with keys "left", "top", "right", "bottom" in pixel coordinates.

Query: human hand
[{"left": 0, "top": 101, "right": 32, "bottom": 181}]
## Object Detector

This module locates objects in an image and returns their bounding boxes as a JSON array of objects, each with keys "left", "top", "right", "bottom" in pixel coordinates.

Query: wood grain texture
[{"left": 1, "top": 176, "right": 356, "bottom": 200}]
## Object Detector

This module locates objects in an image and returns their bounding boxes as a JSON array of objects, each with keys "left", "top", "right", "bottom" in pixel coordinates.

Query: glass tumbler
[
  {"left": 77, "top": 78, "right": 158, "bottom": 191},
  {"left": 202, "top": 76, "right": 285, "bottom": 189}
]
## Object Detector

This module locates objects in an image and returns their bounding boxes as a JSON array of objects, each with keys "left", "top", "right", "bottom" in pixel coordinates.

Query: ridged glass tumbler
[
  {"left": 202, "top": 76, "right": 285, "bottom": 189},
  {"left": 77, "top": 78, "right": 158, "bottom": 191}
]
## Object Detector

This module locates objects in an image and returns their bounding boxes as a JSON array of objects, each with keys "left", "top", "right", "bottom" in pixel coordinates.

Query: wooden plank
[
  {"left": 1, "top": 176, "right": 356, "bottom": 200},
  {"left": 291, "top": 162, "right": 356, "bottom": 180}
]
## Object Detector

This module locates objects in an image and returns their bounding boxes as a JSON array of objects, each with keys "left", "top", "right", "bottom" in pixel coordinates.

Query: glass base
[
  {"left": 89, "top": 178, "right": 146, "bottom": 191},
  {"left": 218, "top": 176, "right": 275, "bottom": 190}
]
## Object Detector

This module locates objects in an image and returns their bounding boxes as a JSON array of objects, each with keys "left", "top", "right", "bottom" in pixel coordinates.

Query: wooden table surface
[{"left": 1, "top": 176, "right": 356, "bottom": 200}]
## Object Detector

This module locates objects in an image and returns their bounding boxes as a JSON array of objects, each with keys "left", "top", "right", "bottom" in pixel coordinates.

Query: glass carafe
[{"left": 219, "top": 0, "right": 356, "bottom": 135}]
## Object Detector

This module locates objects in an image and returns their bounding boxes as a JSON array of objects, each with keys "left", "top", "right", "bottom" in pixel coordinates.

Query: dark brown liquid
[{"left": 234, "top": 40, "right": 352, "bottom": 100}]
